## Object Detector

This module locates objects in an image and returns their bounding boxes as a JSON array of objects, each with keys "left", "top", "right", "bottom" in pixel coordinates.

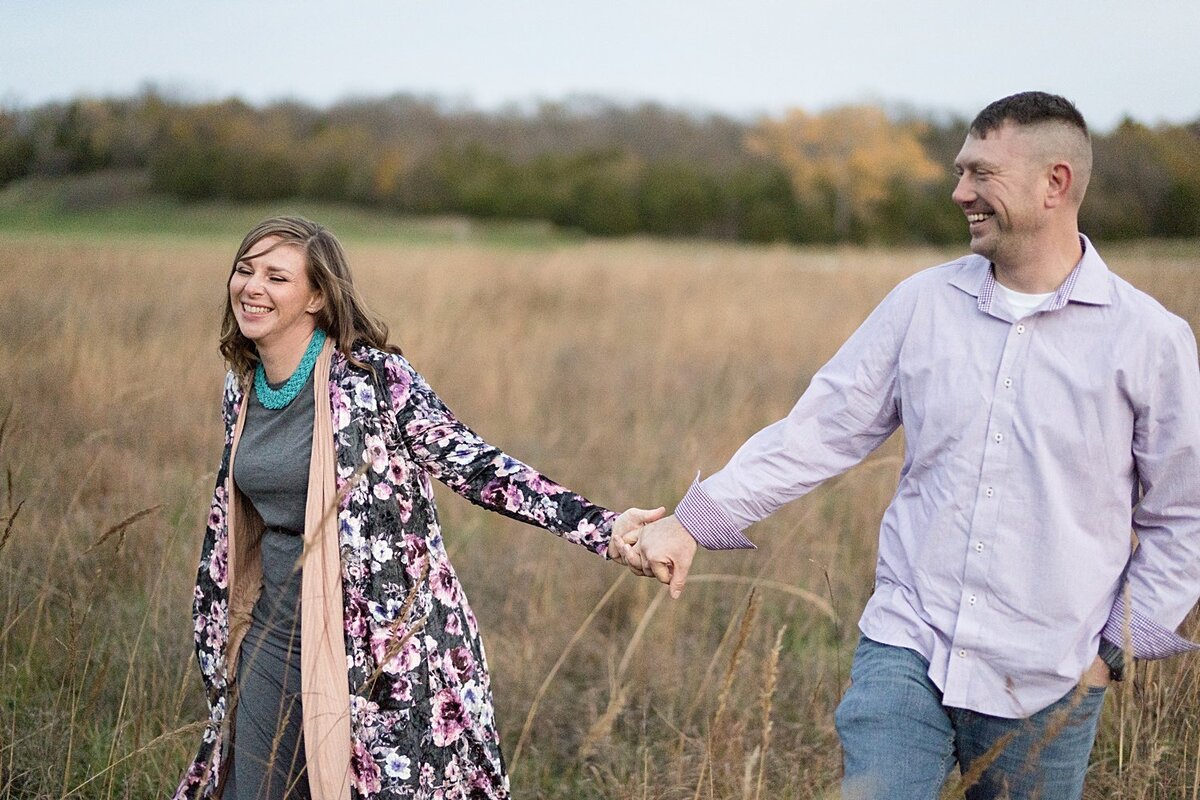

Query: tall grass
[{"left": 0, "top": 230, "right": 1197, "bottom": 798}]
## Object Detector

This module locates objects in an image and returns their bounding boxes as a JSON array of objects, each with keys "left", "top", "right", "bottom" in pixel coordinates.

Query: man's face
[{"left": 951, "top": 122, "right": 1049, "bottom": 266}]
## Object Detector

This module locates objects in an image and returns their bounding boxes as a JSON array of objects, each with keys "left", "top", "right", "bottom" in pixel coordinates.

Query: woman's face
[{"left": 228, "top": 235, "right": 324, "bottom": 353}]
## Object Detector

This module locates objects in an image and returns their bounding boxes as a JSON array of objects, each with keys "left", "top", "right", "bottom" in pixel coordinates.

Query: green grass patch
[{"left": 0, "top": 171, "right": 582, "bottom": 248}]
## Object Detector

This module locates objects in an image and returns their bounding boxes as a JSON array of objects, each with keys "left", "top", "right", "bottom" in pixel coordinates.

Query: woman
[{"left": 174, "top": 216, "right": 656, "bottom": 799}]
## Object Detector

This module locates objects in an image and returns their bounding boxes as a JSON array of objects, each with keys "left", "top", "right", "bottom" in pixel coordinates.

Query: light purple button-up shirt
[{"left": 676, "top": 237, "right": 1200, "bottom": 718}]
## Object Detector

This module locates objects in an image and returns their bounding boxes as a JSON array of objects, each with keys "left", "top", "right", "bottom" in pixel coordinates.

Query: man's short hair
[
  {"left": 970, "top": 91, "right": 1088, "bottom": 139},
  {"left": 971, "top": 91, "right": 1092, "bottom": 203}
]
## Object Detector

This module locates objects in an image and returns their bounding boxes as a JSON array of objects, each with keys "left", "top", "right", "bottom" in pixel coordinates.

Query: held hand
[
  {"left": 607, "top": 506, "right": 667, "bottom": 563},
  {"left": 623, "top": 515, "right": 697, "bottom": 599}
]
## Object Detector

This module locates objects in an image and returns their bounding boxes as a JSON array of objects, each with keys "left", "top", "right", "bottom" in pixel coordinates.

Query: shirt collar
[{"left": 949, "top": 234, "right": 1112, "bottom": 314}]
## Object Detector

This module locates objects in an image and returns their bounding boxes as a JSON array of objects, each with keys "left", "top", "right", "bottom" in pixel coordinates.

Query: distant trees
[
  {"left": 0, "top": 110, "right": 35, "bottom": 185},
  {"left": 1085, "top": 117, "right": 1200, "bottom": 238},
  {"left": 1, "top": 92, "right": 1198, "bottom": 243},
  {"left": 747, "top": 105, "right": 942, "bottom": 240}
]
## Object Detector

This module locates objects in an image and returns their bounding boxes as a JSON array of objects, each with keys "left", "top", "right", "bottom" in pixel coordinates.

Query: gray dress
[{"left": 227, "top": 370, "right": 314, "bottom": 800}]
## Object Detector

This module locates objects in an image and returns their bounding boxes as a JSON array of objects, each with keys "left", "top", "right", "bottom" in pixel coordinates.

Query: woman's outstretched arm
[{"left": 380, "top": 352, "right": 660, "bottom": 558}]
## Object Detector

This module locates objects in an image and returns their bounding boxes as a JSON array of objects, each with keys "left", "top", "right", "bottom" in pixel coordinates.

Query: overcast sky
[{"left": 3, "top": 0, "right": 1198, "bottom": 131}]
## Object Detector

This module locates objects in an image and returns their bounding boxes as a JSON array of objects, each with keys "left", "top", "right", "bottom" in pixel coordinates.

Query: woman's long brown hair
[{"left": 219, "top": 216, "right": 401, "bottom": 377}]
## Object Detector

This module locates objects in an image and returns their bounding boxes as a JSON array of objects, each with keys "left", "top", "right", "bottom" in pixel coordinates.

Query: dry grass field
[{"left": 1, "top": 227, "right": 1198, "bottom": 798}]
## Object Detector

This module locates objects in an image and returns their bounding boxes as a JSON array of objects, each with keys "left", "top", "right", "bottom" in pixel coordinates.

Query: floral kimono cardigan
[{"left": 174, "top": 341, "right": 617, "bottom": 799}]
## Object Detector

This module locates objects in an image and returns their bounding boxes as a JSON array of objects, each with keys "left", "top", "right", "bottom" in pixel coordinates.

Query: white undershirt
[{"left": 994, "top": 281, "right": 1055, "bottom": 319}]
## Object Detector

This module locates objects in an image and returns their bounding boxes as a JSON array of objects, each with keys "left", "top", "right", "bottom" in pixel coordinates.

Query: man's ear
[{"left": 1045, "top": 161, "right": 1074, "bottom": 208}]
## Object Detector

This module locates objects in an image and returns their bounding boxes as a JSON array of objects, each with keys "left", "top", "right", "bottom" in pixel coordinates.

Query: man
[{"left": 620, "top": 92, "right": 1200, "bottom": 799}]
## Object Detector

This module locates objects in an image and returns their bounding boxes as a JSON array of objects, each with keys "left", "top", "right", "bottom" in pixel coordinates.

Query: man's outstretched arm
[{"left": 623, "top": 277, "right": 919, "bottom": 595}]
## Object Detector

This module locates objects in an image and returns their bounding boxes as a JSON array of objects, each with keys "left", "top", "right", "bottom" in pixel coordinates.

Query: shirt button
[
  {"left": 1003, "top": 378, "right": 1013, "bottom": 389},
  {"left": 969, "top": 594, "right": 977, "bottom": 605},
  {"left": 975, "top": 542, "right": 984, "bottom": 552},
  {"left": 1016, "top": 324, "right": 1026, "bottom": 334},
  {"left": 994, "top": 432, "right": 1004, "bottom": 443},
  {"left": 959, "top": 649, "right": 968, "bottom": 658},
  {"left": 985, "top": 487, "right": 994, "bottom": 497}
]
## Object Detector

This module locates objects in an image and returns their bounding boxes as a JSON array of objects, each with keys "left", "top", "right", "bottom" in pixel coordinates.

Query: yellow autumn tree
[{"left": 747, "top": 105, "right": 942, "bottom": 239}]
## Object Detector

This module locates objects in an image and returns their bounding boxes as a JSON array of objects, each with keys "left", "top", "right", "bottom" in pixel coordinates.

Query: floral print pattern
[{"left": 175, "top": 346, "right": 616, "bottom": 799}]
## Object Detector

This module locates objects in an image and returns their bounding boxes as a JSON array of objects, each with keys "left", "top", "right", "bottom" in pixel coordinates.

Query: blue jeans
[{"left": 834, "top": 636, "right": 1106, "bottom": 800}]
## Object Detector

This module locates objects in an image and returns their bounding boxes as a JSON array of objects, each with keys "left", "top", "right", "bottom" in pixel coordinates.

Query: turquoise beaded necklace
[{"left": 254, "top": 329, "right": 327, "bottom": 410}]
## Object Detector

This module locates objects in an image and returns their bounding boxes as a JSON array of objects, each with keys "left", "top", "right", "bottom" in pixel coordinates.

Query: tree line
[{"left": 2, "top": 91, "right": 1198, "bottom": 242}]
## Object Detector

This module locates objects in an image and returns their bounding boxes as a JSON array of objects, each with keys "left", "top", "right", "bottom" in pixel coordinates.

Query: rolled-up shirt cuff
[
  {"left": 1101, "top": 592, "right": 1200, "bottom": 660},
  {"left": 675, "top": 475, "right": 756, "bottom": 550}
]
